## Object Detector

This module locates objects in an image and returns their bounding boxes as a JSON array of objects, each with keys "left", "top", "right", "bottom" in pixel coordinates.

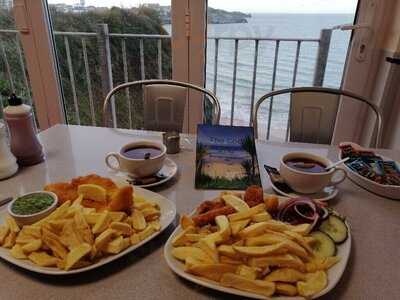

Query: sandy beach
[{"left": 202, "top": 161, "right": 246, "bottom": 180}]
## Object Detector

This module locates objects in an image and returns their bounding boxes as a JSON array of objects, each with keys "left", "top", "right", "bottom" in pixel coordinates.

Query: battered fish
[
  {"left": 71, "top": 174, "right": 118, "bottom": 195},
  {"left": 44, "top": 174, "right": 133, "bottom": 213},
  {"left": 108, "top": 186, "right": 133, "bottom": 213},
  {"left": 44, "top": 182, "right": 78, "bottom": 204}
]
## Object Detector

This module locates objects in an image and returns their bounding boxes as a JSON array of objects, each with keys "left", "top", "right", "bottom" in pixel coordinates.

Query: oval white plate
[
  {"left": 0, "top": 186, "right": 176, "bottom": 275},
  {"left": 164, "top": 204, "right": 351, "bottom": 299},
  {"left": 339, "top": 152, "right": 400, "bottom": 200}
]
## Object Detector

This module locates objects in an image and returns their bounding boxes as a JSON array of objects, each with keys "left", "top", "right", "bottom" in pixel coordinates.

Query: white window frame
[
  {"left": 13, "top": 0, "right": 206, "bottom": 133},
  {"left": 14, "top": 0, "right": 65, "bottom": 130},
  {"left": 333, "top": 0, "right": 394, "bottom": 147},
  {"left": 171, "top": 0, "right": 206, "bottom": 133}
]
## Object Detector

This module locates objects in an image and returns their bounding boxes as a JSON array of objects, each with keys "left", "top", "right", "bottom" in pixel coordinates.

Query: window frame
[
  {"left": 14, "top": 0, "right": 65, "bottom": 130},
  {"left": 14, "top": 0, "right": 207, "bottom": 132},
  {"left": 333, "top": 0, "right": 393, "bottom": 147}
]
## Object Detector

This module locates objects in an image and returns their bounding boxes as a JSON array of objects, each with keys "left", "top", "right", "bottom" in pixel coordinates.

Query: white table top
[{"left": 0, "top": 124, "right": 399, "bottom": 300}]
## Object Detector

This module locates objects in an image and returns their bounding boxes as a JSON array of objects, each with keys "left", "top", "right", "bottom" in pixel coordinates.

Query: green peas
[{"left": 11, "top": 193, "right": 55, "bottom": 215}]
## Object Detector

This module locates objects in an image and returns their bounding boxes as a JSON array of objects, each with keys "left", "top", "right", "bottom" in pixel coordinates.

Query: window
[{"left": 205, "top": 0, "right": 357, "bottom": 140}]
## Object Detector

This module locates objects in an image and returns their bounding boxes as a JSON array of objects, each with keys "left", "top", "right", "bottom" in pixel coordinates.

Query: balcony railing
[
  {"left": 207, "top": 32, "right": 330, "bottom": 140},
  {"left": 0, "top": 26, "right": 333, "bottom": 140},
  {"left": 0, "top": 29, "right": 32, "bottom": 112}
]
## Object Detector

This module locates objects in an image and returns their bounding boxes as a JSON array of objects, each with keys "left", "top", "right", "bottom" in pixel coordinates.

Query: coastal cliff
[
  {"left": 207, "top": 7, "right": 251, "bottom": 24},
  {"left": 152, "top": 5, "right": 251, "bottom": 24}
]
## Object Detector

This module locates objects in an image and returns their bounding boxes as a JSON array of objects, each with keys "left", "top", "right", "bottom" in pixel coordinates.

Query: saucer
[
  {"left": 270, "top": 181, "right": 338, "bottom": 201},
  {"left": 111, "top": 158, "right": 178, "bottom": 188}
]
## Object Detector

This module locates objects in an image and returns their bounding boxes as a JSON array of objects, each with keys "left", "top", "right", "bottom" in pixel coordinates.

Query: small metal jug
[{"left": 163, "top": 131, "right": 180, "bottom": 154}]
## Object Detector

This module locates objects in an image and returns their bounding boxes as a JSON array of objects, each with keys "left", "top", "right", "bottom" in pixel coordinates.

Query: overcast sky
[{"left": 48, "top": 0, "right": 358, "bottom": 14}]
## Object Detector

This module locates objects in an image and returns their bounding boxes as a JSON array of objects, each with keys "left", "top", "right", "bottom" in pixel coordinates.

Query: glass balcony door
[
  {"left": 46, "top": 0, "right": 177, "bottom": 129},
  {"left": 205, "top": 0, "right": 358, "bottom": 141},
  {"left": 1, "top": 0, "right": 206, "bottom": 132},
  {"left": 0, "top": 0, "right": 65, "bottom": 128}
]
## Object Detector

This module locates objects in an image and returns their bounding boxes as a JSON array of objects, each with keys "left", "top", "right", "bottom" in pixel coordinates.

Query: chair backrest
[
  {"left": 102, "top": 79, "right": 221, "bottom": 132},
  {"left": 143, "top": 84, "right": 186, "bottom": 132},
  {"left": 253, "top": 87, "right": 383, "bottom": 148},
  {"left": 290, "top": 92, "right": 340, "bottom": 144}
]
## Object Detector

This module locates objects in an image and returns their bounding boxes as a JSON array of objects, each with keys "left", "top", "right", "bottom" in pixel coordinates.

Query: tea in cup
[
  {"left": 279, "top": 152, "right": 346, "bottom": 194},
  {"left": 105, "top": 141, "right": 166, "bottom": 178}
]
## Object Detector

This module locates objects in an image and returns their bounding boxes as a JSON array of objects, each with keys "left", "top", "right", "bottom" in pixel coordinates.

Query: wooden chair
[
  {"left": 253, "top": 87, "right": 383, "bottom": 147},
  {"left": 102, "top": 79, "right": 221, "bottom": 132}
]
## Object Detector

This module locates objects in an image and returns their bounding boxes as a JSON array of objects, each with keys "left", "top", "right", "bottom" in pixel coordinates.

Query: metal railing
[
  {"left": 0, "top": 26, "right": 333, "bottom": 138},
  {"left": 53, "top": 25, "right": 170, "bottom": 128},
  {"left": 207, "top": 31, "right": 330, "bottom": 136},
  {"left": 0, "top": 29, "right": 32, "bottom": 110}
]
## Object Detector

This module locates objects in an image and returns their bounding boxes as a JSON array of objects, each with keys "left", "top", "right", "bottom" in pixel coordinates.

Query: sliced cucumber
[
  {"left": 319, "top": 215, "right": 348, "bottom": 244},
  {"left": 310, "top": 231, "right": 336, "bottom": 258}
]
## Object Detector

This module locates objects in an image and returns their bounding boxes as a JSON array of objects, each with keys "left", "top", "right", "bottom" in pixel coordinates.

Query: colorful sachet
[{"left": 339, "top": 143, "right": 400, "bottom": 186}]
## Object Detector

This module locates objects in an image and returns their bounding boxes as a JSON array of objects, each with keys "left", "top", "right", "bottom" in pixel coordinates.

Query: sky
[
  {"left": 197, "top": 125, "right": 253, "bottom": 147},
  {"left": 48, "top": 0, "right": 358, "bottom": 14}
]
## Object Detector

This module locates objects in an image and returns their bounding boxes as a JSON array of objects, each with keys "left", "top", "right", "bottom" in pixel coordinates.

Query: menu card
[{"left": 195, "top": 124, "right": 261, "bottom": 190}]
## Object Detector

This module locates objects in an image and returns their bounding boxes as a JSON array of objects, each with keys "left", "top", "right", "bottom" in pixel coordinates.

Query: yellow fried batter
[
  {"left": 71, "top": 174, "right": 118, "bottom": 195},
  {"left": 44, "top": 174, "right": 133, "bottom": 213},
  {"left": 44, "top": 182, "right": 78, "bottom": 204},
  {"left": 108, "top": 186, "right": 133, "bottom": 213}
]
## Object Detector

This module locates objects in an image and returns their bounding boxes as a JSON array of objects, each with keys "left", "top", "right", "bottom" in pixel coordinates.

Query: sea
[{"left": 165, "top": 13, "right": 355, "bottom": 139}]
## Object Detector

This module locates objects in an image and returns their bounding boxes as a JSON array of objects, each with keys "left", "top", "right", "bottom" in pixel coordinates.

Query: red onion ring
[
  {"left": 277, "top": 197, "right": 326, "bottom": 230},
  {"left": 294, "top": 203, "right": 316, "bottom": 221}
]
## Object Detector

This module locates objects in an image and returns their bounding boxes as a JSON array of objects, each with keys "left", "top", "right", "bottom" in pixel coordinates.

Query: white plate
[
  {"left": 0, "top": 186, "right": 176, "bottom": 275},
  {"left": 164, "top": 203, "right": 351, "bottom": 299},
  {"left": 339, "top": 152, "right": 400, "bottom": 200},
  {"left": 271, "top": 181, "right": 338, "bottom": 202},
  {"left": 112, "top": 158, "right": 178, "bottom": 188}
]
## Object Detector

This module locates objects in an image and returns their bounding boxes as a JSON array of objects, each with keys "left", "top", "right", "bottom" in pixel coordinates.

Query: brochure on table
[{"left": 195, "top": 124, "right": 261, "bottom": 190}]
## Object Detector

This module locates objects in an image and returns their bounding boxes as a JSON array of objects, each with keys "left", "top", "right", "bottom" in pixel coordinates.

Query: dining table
[{"left": 0, "top": 124, "right": 399, "bottom": 300}]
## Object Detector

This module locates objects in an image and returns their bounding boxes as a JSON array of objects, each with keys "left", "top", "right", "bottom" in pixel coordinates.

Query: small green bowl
[{"left": 7, "top": 191, "right": 58, "bottom": 226}]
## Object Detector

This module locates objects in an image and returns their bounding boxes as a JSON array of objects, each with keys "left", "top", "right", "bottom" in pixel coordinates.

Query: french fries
[
  {"left": 186, "top": 263, "right": 237, "bottom": 281},
  {"left": 221, "top": 273, "right": 275, "bottom": 297},
  {"left": 172, "top": 246, "right": 213, "bottom": 263},
  {"left": 297, "top": 271, "right": 327, "bottom": 297},
  {"left": 0, "top": 185, "right": 162, "bottom": 271},
  {"left": 172, "top": 191, "right": 340, "bottom": 298}
]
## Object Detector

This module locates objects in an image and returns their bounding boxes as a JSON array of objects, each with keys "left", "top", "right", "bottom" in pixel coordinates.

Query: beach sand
[{"left": 202, "top": 162, "right": 246, "bottom": 180}]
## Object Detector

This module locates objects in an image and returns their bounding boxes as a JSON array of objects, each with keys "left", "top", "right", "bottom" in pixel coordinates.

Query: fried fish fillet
[
  {"left": 45, "top": 174, "right": 133, "bottom": 213},
  {"left": 108, "top": 186, "right": 133, "bottom": 213},
  {"left": 71, "top": 174, "right": 118, "bottom": 195},
  {"left": 44, "top": 182, "right": 78, "bottom": 204}
]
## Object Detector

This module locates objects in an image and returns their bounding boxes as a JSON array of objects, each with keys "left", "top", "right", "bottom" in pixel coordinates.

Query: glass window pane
[
  {"left": 206, "top": 0, "right": 357, "bottom": 140},
  {"left": 47, "top": 0, "right": 172, "bottom": 128},
  {"left": 0, "top": 2, "right": 34, "bottom": 121}
]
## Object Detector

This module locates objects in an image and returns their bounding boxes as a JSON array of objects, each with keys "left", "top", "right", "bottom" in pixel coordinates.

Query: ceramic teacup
[
  {"left": 279, "top": 152, "right": 347, "bottom": 194},
  {"left": 105, "top": 141, "right": 166, "bottom": 178}
]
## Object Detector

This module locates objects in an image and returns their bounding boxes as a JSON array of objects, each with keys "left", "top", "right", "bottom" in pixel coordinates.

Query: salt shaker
[
  {"left": 3, "top": 94, "right": 44, "bottom": 166},
  {"left": 0, "top": 121, "right": 18, "bottom": 179}
]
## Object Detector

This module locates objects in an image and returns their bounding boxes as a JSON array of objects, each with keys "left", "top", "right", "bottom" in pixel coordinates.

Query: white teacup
[
  {"left": 279, "top": 152, "right": 346, "bottom": 194},
  {"left": 105, "top": 141, "right": 166, "bottom": 178}
]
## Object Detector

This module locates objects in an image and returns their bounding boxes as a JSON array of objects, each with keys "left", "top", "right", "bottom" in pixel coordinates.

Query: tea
[
  {"left": 285, "top": 158, "right": 326, "bottom": 173},
  {"left": 123, "top": 146, "right": 162, "bottom": 160}
]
